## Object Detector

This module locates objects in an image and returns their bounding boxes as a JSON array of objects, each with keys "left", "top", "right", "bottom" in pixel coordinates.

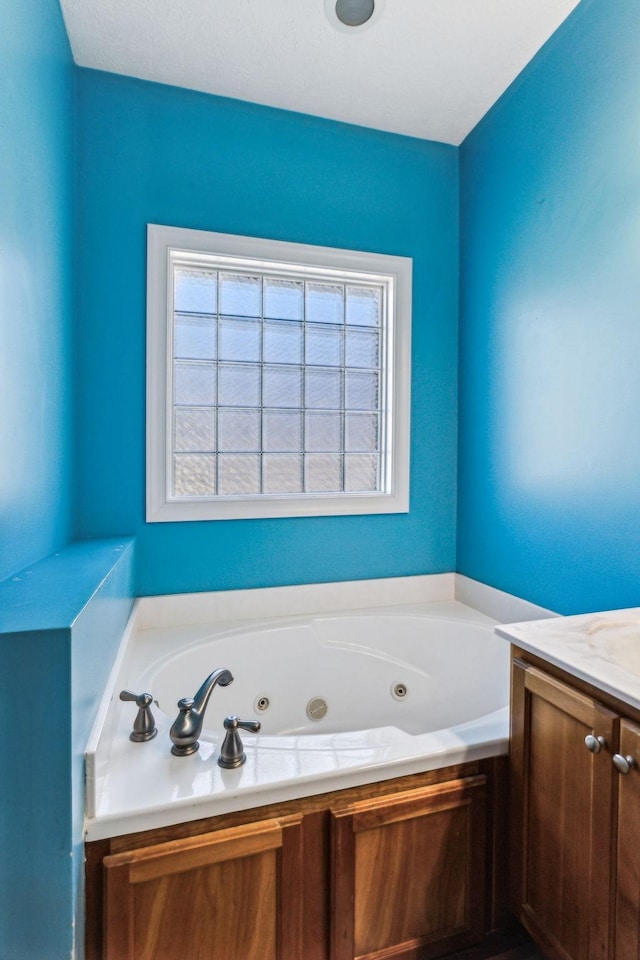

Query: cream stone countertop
[{"left": 496, "top": 607, "right": 640, "bottom": 711}]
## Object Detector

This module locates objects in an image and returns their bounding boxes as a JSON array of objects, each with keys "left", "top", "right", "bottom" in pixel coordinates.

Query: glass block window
[{"left": 147, "top": 226, "right": 411, "bottom": 521}]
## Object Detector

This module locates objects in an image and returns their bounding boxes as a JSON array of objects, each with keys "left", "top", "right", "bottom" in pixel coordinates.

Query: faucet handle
[
  {"left": 218, "top": 715, "right": 261, "bottom": 768},
  {"left": 225, "top": 716, "right": 261, "bottom": 734},
  {"left": 119, "top": 690, "right": 157, "bottom": 742}
]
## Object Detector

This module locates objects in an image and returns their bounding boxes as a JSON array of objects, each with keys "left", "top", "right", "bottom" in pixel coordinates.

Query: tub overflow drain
[
  {"left": 391, "top": 682, "right": 408, "bottom": 700},
  {"left": 307, "top": 697, "right": 328, "bottom": 721}
]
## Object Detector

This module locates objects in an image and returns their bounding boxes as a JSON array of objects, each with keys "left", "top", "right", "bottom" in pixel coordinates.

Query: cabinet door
[
  {"left": 103, "top": 814, "right": 303, "bottom": 960},
  {"left": 615, "top": 718, "right": 640, "bottom": 960},
  {"left": 330, "top": 775, "right": 487, "bottom": 960},
  {"left": 511, "top": 661, "right": 617, "bottom": 960}
]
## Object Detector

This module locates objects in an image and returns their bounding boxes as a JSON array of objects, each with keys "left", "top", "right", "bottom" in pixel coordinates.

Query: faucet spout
[
  {"left": 191, "top": 667, "right": 233, "bottom": 716},
  {"left": 170, "top": 667, "right": 233, "bottom": 756}
]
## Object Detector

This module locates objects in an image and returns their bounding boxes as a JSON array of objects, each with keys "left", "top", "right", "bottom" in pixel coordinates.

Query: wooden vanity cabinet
[
  {"left": 88, "top": 762, "right": 507, "bottom": 960},
  {"left": 614, "top": 719, "right": 640, "bottom": 960},
  {"left": 510, "top": 651, "right": 640, "bottom": 960}
]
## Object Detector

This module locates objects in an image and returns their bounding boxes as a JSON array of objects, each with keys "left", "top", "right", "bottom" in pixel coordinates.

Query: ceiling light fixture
[{"left": 325, "top": 0, "right": 385, "bottom": 32}]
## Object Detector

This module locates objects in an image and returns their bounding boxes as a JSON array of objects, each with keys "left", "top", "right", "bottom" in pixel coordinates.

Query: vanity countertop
[{"left": 497, "top": 606, "right": 640, "bottom": 712}]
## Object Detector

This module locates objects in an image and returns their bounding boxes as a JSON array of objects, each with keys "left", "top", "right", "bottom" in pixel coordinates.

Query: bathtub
[{"left": 85, "top": 593, "right": 510, "bottom": 840}]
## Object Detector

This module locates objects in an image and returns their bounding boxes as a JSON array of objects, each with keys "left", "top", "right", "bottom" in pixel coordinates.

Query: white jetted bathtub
[{"left": 85, "top": 589, "right": 511, "bottom": 840}]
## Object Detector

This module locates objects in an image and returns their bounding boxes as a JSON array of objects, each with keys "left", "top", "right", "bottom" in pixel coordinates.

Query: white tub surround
[
  {"left": 132, "top": 573, "right": 556, "bottom": 632},
  {"left": 455, "top": 574, "right": 556, "bottom": 625},
  {"left": 86, "top": 574, "right": 557, "bottom": 841},
  {"left": 497, "top": 606, "right": 640, "bottom": 711},
  {"left": 133, "top": 573, "right": 456, "bottom": 630}
]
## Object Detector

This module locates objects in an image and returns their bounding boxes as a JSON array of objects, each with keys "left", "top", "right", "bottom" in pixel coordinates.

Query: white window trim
[{"left": 146, "top": 224, "right": 411, "bottom": 522}]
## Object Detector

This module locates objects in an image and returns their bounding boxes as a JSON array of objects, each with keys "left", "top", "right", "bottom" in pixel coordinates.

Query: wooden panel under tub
[
  {"left": 331, "top": 774, "right": 487, "bottom": 960},
  {"left": 102, "top": 814, "right": 303, "bottom": 960},
  {"left": 86, "top": 760, "right": 509, "bottom": 960}
]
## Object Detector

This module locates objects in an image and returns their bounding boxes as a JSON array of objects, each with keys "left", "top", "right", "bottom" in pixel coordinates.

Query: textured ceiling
[{"left": 59, "top": 0, "right": 582, "bottom": 145}]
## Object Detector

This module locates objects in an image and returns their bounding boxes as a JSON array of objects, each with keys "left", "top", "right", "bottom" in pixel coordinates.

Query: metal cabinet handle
[
  {"left": 613, "top": 753, "right": 636, "bottom": 775},
  {"left": 585, "top": 734, "right": 607, "bottom": 754}
]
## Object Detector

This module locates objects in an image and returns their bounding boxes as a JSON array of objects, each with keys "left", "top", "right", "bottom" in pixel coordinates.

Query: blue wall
[
  {"left": 74, "top": 71, "right": 460, "bottom": 596},
  {"left": 0, "top": 540, "right": 135, "bottom": 960},
  {"left": 458, "top": 0, "right": 640, "bottom": 615},
  {"left": 1, "top": 11, "right": 137, "bottom": 960},
  {"left": 6, "top": 0, "right": 640, "bottom": 952},
  {"left": 0, "top": 0, "right": 75, "bottom": 582}
]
